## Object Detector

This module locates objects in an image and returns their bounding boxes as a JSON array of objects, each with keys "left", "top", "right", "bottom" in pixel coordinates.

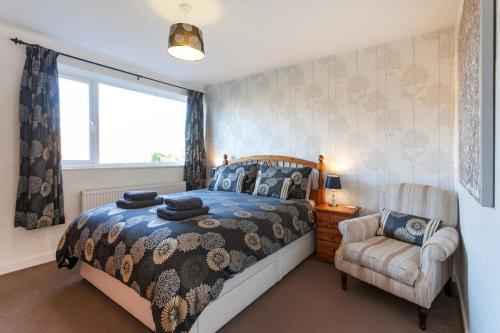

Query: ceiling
[{"left": 0, "top": 0, "right": 459, "bottom": 86}]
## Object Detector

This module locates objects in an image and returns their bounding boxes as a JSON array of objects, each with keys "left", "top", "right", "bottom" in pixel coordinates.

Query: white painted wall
[
  {"left": 0, "top": 22, "right": 199, "bottom": 275},
  {"left": 454, "top": 3, "right": 500, "bottom": 333}
]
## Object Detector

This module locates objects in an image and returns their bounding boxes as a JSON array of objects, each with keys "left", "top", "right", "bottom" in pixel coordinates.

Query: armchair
[{"left": 334, "top": 183, "right": 459, "bottom": 330}]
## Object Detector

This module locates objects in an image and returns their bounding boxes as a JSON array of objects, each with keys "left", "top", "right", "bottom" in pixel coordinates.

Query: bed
[{"left": 57, "top": 154, "right": 325, "bottom": 333}]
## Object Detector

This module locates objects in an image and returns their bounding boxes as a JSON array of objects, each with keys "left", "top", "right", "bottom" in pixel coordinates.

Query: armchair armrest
[
  {"left": 421, "top": 226, "right": 459, "bottom": 262},
  {"left": 338, "top": 213, "right": 380, "bottom": 244}
]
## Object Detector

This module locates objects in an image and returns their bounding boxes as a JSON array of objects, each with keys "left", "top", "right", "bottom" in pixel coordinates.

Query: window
[
  {"left": 59, "top": 72, "right": 186, "bottom": 168},
  {"left": 59, "top": 77, "right": 91, "bottom": 162}
]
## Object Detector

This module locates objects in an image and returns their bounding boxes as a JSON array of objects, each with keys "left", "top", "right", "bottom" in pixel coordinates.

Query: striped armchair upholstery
[
  {"left": 335, "top": 183, "right": 459, "bottom": 330},
  {"left": 379, "top": 183, "right": 458, "bottom": 227}
]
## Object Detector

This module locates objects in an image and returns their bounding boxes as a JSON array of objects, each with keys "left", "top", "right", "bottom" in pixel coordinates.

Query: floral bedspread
[{"left": 56, "top": 189, "right": 315, "bottom": 333}]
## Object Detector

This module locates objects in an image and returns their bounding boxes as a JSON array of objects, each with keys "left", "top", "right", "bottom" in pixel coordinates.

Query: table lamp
[{"left": 325, "top": 175, "right": 342, "bottom": 207}]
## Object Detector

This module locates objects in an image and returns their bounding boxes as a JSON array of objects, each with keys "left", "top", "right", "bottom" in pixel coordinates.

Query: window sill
[{"left": 62, "top": 163, "right": 184, "bottom": 171}]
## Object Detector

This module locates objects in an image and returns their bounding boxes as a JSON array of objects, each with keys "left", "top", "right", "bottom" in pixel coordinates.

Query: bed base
[{"left": 80, "top": 231, "right": 315, "bottom": 333}]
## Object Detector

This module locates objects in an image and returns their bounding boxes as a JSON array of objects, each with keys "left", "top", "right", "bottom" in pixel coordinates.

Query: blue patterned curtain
[
  {"left": 184, "top": 90, "right": 207, "bottom": 190},
  {"left": 15, "top": 45, "right": 65, "bottom": 230}
]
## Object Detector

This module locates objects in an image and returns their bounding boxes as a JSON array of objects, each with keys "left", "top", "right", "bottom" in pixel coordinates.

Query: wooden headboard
[{"left": 222, "top": 154, "right": 325, "bottom": 204}]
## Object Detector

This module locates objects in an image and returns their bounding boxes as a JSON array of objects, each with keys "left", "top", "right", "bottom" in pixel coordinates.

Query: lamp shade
[
  {"left": 167, "top": 23, "right": 205, "bottom": 61},
  {"left": 325, "top": 175, "right": 342, "bottom": 190}
]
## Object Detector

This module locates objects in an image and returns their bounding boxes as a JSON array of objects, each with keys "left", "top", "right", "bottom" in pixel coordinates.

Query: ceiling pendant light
[{"left": 167, "top": 3, "right": 205, "bottom": 62}]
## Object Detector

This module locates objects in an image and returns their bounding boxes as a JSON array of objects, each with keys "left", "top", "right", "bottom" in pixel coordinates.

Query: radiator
[{"left": 81, "top": 181, "right": 186, "bottom": 212}]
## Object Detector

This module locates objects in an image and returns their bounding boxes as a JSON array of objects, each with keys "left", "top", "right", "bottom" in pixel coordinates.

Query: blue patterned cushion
[
  {"left": 214, "top": 172, "right": 246, "bottom": 193},
  {"left": 209, "top": 164, "right": 258, "bottom": 192},
  {"left": 253, "top": 177, "right": 293, "bottom": 199},
  {"left": 377, "top": 209, "right": 442, "bottom": 246},
  {"left": 208, "top": 165, "right": 224, "bottom": 190},
  {"left": 254, "top": 165, "right": 312, "bottom": 199}
]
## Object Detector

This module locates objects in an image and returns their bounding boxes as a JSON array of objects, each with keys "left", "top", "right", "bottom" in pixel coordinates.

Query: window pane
[
  {"left": 59, "top": 77, "right": 90, "bottom": 161},
  {"left": 98, "top": 83, "right": 186, "bottom": 164}
]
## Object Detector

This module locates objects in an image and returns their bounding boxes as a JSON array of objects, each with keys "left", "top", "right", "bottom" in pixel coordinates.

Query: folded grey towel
[
  {"left": 164, "top": 196, "right": 203, "bottom": 211},
  {"left": 116, "top": 197, "right": 164, "bottom": 209},
  {"left": 123, "top": 191, "right": 158, "bottom": 201},
  {"left": 157, "top": 205, "right": 209, "bottom": 221}
]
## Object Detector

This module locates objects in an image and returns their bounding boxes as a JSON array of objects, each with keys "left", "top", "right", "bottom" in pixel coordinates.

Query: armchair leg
[
  {"left": 444, "top": 277, "right": 453, "bottom": 297},
  {"left": 341, "top": 272, "right": 347, "bottom": 290},
  {"left": 418, "top": 306, "right": 427, "bottom": 330}
]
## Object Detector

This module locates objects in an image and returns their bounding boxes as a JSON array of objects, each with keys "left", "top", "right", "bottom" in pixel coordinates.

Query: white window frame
[{"left": 59, "top": 66, "right": 187, "bottom": 169}]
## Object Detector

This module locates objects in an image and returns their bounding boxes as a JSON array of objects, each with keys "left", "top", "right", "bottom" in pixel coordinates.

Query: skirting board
[
  {"left": 454, "top": 273, "right": 470, "bottom": 333},
  {"left": 0, "top": 250, "right": 55, "bottom": 276}
]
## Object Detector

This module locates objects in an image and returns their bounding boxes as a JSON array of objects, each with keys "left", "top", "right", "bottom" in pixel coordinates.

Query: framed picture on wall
[{"left": 457, "top": 0, "right": 495, "bottom": 207}]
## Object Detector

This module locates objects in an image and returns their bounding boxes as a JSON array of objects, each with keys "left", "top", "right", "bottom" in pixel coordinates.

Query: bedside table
[{"left": 315, "top": 203, "right": 360, "bottom": 263}]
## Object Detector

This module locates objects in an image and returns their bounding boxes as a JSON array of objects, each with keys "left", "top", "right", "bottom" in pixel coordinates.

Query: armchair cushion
[
  {"left": 377, "top": 209, "right": 442, "bottom": 246},
  {"left": 339, "top": 213, "right": 380, "bottom": 244},
  {"left": 343, "top": 236, "right": 421, "bottom": 286},
  {"left": 421, "top": 226, "right": 459, "bottom": 262}
]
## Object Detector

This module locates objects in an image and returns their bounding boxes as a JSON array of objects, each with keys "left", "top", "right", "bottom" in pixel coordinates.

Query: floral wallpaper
[{"left": 206, "top": 28, "right": 456, "bottom": 213}]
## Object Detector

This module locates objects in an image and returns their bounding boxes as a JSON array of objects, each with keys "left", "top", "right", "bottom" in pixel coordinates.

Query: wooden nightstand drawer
[
  {"left": 316, "top": 217, "right": 341, "bottom": 229},
  {"left": 316, "top": 212, "right": 344, "bottom": 224},
  {"left": 315, "top": 204, "right": 360, "bottom": 263},
  {"left": 317, "top": 227, "right": 342, "bottom": 243},
  {"left": 317, "top": 240, "right": 340, "bottom": 255}
]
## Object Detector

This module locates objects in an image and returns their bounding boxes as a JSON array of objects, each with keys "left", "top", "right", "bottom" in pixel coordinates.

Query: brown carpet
[{"left": 0, "top": 257, "right": 463, "bottom": 333}]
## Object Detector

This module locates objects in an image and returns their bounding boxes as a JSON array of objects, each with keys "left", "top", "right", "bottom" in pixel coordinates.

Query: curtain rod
[{"left": 10, "top": 37, "right": 201, "bottom": 93}]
